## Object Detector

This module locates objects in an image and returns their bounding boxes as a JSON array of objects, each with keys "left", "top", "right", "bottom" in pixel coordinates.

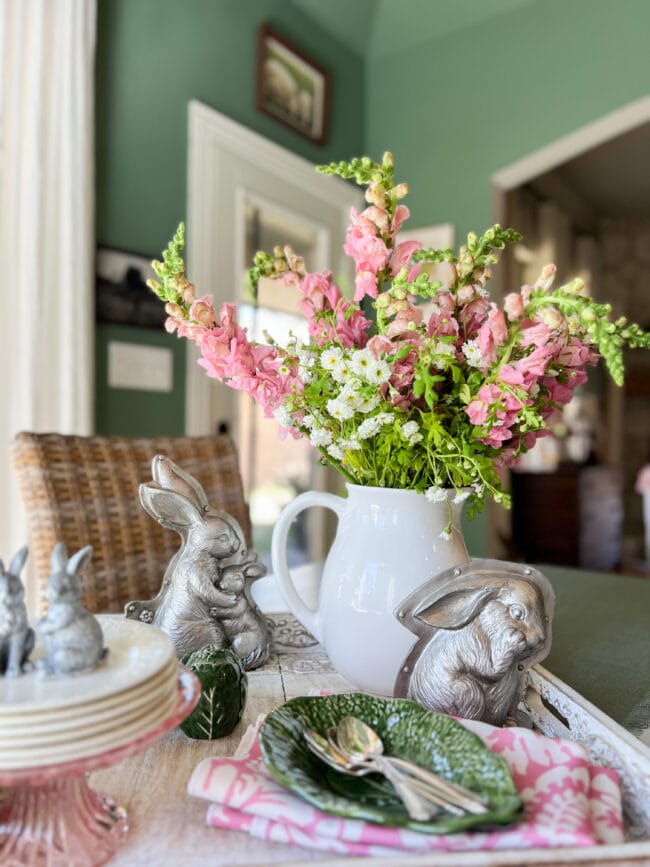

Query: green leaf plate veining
[{"left": 258, "top": 693, "right": 523, "bottom": 834}]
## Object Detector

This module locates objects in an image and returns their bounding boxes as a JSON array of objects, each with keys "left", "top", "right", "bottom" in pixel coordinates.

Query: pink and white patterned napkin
[{"left": 188, "top": 714, "right": 623, "bottom": 857}]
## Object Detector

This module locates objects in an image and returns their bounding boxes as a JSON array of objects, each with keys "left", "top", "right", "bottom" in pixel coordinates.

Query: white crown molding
[
  {"left": 491, "top": 95, "right": 650, "bottom": 192},
  {"left": 189, "top": 100, "right": 355, "bottom": 209}
]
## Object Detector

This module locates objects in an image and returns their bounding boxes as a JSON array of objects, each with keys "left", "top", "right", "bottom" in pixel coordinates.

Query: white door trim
[
  {"left": 491, "top": 95, "right": 650, "bottom": 225},
  {"left": 487, "top": 95, "right": 650, "bottom": 558},
  {"left": 185, "top": 100, "right": 360, "bottom": 435}
]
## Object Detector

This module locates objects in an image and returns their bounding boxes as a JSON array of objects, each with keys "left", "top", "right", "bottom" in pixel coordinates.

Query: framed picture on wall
[
  {"left": 95, "top": 247, "right": 166, "bottom": 328},
  {"left": 256, "top": 24, "right": 330, "bottom": 145}
]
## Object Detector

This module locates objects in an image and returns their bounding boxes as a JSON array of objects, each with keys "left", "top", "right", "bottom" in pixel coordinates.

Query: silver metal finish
[
  {"left": 124, "top": 456, "right": 269, "bottom": 669},
  {"left": 0, "top": 547, "right": 34, "bottom": 676},
  {"left": 37, "top": 543, "right": 108, "bottom": 675},
  {"left": 394, "top": 559, "right": 554, "bottom": 726},
  {"left": 302, "top": 728, "right": 437, "bottom": 820},
  {"left": 333, "top": 717, "right": 488, "bottom": 815}
]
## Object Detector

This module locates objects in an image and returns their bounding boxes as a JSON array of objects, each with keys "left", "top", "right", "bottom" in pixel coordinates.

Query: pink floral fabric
[{"left": 188, "top": 714, "right": 623, "bottom": 856}]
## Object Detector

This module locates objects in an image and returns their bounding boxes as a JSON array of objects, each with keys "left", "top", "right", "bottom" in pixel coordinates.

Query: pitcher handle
[{"left": 271, "top": 490, "right": 344, "bottom": 644}]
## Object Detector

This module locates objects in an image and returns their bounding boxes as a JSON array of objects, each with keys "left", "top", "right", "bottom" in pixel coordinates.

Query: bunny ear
[
  {"left": 151, "top": 456, "right": 208, "bottom": 510},
  {"left": 140, "top": 483, "right": 203, "bottom": 532},
  {"left": 52, "top": 542, "right": 68, "bottom": 571},
  {"left": 9, "top": 546, "right": 28, "bottom": 576},
  {"left": 67, "top": 545, "right": 93, "bottom": 576},
  {"left": 416, "top": 585, "right": 498, "bottom": 630}
]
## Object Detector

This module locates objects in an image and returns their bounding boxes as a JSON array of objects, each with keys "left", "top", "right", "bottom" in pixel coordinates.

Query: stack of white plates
[{"left": 0, "top": 616, "right": 179, "bottom": 768}]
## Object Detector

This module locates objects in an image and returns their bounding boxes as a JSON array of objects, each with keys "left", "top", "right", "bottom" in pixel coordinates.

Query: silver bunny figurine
[
  {"left": 0, "top": 547, "right": 35, "bottom": 676},
  {"left": 393, "top": 559, "right": 554, "bottom": 726},
  {"left": 125, "top": 456, "right": 270, "bottom": 669},
  {"left": 37, "top": 543, "right": 108, "bottom": 675}
]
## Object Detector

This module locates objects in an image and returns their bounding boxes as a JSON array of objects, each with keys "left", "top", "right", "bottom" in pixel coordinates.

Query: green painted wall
[
  {"left": 95, "top": 0, "right": 365, "bottom": 438},
  {"left": 96, "top": 0, "right": 365, "bottom": 254},
  {"left": 96, "top": 324, "right": 187, "bottom": 435},
  {"left": 365, "top": 0, "right": 650, "bottom": 554},
  {"left": 365, "top": 0, "right": 650, "bottom": 240}
]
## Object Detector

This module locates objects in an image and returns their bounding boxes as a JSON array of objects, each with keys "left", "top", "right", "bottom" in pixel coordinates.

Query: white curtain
[{"left": 0, "top": 0, "right": 96, "bottom": 609}]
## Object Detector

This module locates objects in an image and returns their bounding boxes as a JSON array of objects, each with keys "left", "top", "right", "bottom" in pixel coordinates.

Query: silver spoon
[
  {"left": 336, "top": 716, "right": 489, "bottom": 816},
  {"left": 325, "top": 727, "right": 466, "bottom": 816},
  {"left": 302, "top": 728, "right": 436, "bottom": 821}
]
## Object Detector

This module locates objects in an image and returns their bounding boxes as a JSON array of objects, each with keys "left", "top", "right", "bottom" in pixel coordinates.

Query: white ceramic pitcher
[{"left": 271, "top": 483, "right": 470, "bottom": 695}]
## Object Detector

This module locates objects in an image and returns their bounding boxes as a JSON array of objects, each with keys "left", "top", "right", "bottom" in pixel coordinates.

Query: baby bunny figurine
[
  {"left": 37, "top": 543, "right": 108, "bottom": 675},
  {"left": 125, "top": 456, "right": 269, "bottom": 668},
  {"left": 393, "top": 559, "right": 554, "bottom": 726},
  {"left": 0, "top": 546, "right": 35, "bottom": 676}
]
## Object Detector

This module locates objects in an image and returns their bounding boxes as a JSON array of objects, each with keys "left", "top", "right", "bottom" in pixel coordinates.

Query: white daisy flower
[
  {"left": 330, "top": 360, "right": 353, "bottom": 384},
  {"left": 401, "top": 421, "right": 420, "bottom": 438},
  {"left": 326, "top": 398, "right": 355, "bottom": 421},
  {"left": 321, "top": 347, "right": 344, "bottom": 371},
  {"left": 357, "top": 394, "right": 381, "bottom": 414},
  {"left": 340, "top": 437, "right": 361, "bottom": 451},
  {"left": 358, "top": 417, "right": 382, "bottom": 439},
  {"left": 350, "top": 348, "right": 376, "bottom": 378},
  {"left": 338, "top": 382, "right": 364, "bottom": 411},
  {"left": 327, "top": 443, "right": 345, "bottom": 461},
  {"left": 365, "top": 359, "right": 391, "bottom": 385},
  {"left": 375, "top": 412, "right": 394, "bottom": 426},
  {"left": 425, "top": 486, "right": 448, "bottom": 503},
  {"left": 297, "top": 348, "right": 317, "bottom": 367},
  {"left": 298, "top": 365, "right": 314, "bottom": 383},
  {"left": 302, "top": 414, "right": 316, "bottom": 429},
  {"left": 273, "top": 406, "right": 294, "bottom": 428},
  {"left": 310, "top": 428, "right": 333, "bottom": 447},
  {"left": 461, "top": 339, "right": 484, "bottom": 369},
  {"left": 401, "top": 420, "right": 423, "bottom": 445}
]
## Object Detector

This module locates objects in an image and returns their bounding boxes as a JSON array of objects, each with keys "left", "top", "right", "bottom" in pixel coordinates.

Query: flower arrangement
[{"left": 148, "top": 152, "right": 649, "bottom": 525}]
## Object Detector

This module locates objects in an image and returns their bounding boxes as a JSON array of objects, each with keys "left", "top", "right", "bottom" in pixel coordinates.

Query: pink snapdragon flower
[
  {"left": 390, "top": 240, "right": 422, "bottom": 277},
  {"left": 391, "top": 204, "right": 410, "bottom": 236},
  {"left": 188, "top": 302, "right": 300, "bottom": 418},
  {"left": 293, "top": 269, "right": 371, "bottom": 348},
  {"left": 344, "top": 233, "right": 390, "bottom": 302},
  {"left": 476, "top": 304, "right": 508, "bottom": 367},
  {"left": 504, "top": 292, "right": 525, "bottom": 321}
]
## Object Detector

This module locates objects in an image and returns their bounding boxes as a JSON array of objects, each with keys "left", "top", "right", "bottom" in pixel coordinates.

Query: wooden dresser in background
[{"left": 510, "top": 465, "right": 623, "bottom": 570}]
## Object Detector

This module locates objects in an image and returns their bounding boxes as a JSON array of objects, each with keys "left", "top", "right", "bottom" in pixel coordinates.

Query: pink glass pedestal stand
[{"left": 0, "top": 669, "right": 199, "bottom": 867}]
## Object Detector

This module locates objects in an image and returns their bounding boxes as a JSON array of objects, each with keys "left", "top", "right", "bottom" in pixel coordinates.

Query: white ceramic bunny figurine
[
  {"left": 393, "top": 559, "right": 554, "bottom": 726},
  {"left": 0, "top": 546, "right": 35, "bottom": 676},
  {"left": 125, "top": 456, "right": 270, "bottom": 668},
  {"left": 37, "top": 543, "right": 108, "bottom": 675}
]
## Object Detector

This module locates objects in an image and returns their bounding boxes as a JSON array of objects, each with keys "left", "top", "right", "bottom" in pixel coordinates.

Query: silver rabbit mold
[
  {"left": 36, "top": 543, "right": 108, "bottom": 675},
  {"left": 125, "top": 456, "right": 270, "bottom": 669},
  {"left": 393, "top": 559, "right": 554, "bottom": 726},
  {"left": 0, "top": 547, "right": 35, "bottom": 676}
]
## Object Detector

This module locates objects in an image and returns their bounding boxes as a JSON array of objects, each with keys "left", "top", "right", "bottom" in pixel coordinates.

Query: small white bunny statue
[
  {"left": 37, "top": 543, "right": 108, "bottom": 675},
  {"left": 125, "top": 456, "right": 270, "bottom": 668},
  {"left": 0, "top": 546, "right": 35, "bottom": 676},
  {"left": 393, "top": 559, "right": 554, "bottom": 726}
]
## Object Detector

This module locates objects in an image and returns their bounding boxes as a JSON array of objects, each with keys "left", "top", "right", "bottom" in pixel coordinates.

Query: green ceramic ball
[{"left": 180, "top": 645, "right": 248, "bottom": 739}]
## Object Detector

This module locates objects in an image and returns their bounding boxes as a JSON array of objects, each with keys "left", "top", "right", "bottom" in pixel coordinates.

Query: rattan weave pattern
[{"left": 11, "top": 432, "right": 252, "bottom": 615}]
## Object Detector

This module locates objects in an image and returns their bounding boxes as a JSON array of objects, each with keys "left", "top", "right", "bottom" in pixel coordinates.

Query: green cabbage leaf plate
[{"left": 258, "top": 693, "right": 523, "bottom": 834}]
